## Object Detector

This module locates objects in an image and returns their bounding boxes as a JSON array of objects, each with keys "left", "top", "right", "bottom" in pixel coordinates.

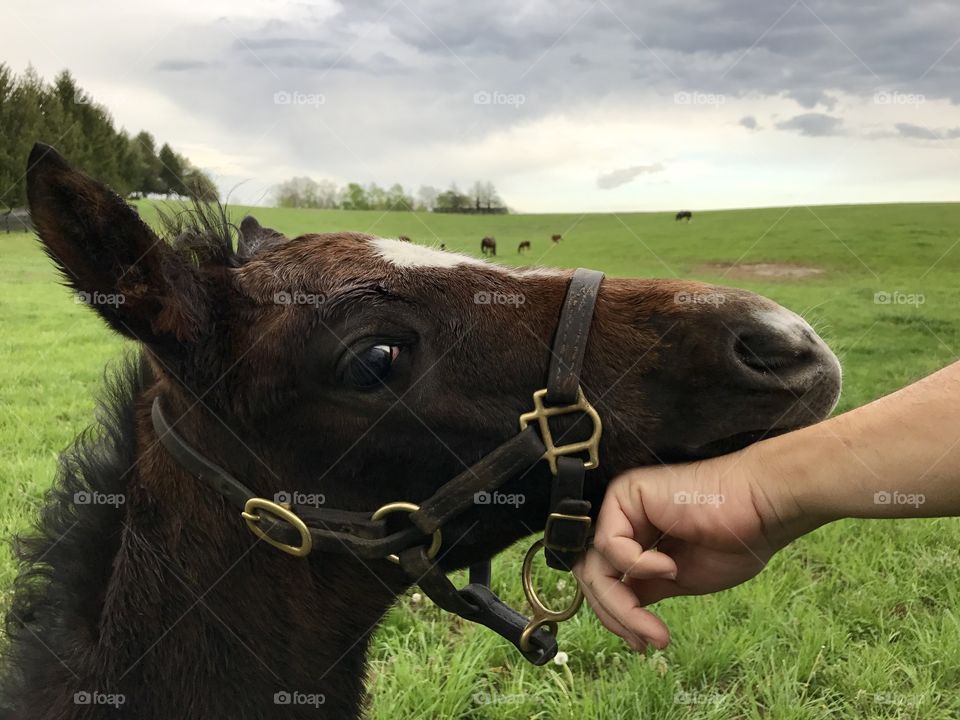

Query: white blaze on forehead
[{"left": 370, "top": 238, "right": 486, "bottom": 269}]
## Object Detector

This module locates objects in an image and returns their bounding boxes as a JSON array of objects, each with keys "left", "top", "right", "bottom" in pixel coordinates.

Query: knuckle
[{"left": 593, "top": 533, "right": 612, "bottom": 556}]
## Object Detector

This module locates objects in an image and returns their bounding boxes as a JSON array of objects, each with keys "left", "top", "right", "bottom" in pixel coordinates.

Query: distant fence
[
  {"left": 2, "top": 209, "right": 33, "bottom": 233},
  {"left": 432, "top": 207, "right": 508, "bottom": 215}
]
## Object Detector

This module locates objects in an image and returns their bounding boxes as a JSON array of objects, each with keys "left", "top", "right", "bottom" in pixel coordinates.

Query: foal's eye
[{"left": 347, "top": 344, "right": 397, "bottom": 388}]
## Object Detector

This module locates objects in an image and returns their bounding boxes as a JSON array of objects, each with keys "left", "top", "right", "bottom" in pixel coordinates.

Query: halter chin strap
[{"left": 151, "top": 267, "right": 604, "bottom": 665}]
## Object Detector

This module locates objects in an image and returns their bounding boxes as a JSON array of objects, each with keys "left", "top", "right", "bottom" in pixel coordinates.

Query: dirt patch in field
[{"left": 694, "top": 262, "right": 825, "bottom": 280}]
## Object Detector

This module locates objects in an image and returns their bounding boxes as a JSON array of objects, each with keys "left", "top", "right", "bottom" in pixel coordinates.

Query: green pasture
[{"left": 2, "top": 202, "right": 959, "bottom": 718}]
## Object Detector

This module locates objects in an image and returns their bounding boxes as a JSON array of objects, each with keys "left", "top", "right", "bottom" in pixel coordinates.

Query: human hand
[{"left": 574, "top": 444, "right": 808, "bottom": 650}]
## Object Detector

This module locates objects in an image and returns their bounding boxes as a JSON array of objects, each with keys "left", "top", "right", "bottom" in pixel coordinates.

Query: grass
[{"left": 2, "top": 201, "right": 960, "bottom": 718}]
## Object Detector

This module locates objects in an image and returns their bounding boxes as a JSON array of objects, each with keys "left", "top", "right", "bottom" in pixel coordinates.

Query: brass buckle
[
  {"left": 519, "top": 539, "right": 584, "bottom": 652},
  {"left": 371, "top": 501, "right": 442, "bottom": 565},
  {"left": 543, "top": 512, "right": 592, "bottom": 553},
  {"left": 242, "top": 498, "right": 313, "bottom": 558},
  {"left": 518, "top": 386, "right": 602, "bottom": 475}
]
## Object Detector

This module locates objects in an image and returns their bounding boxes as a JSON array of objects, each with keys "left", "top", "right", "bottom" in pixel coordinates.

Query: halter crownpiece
[{"left": 151, "top": 267, "right": 605, "bottom": 665}]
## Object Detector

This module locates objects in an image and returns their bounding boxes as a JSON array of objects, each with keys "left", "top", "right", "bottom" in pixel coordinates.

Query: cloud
[
  {"left": 597, "top": 163, "right": 665, "bottom": 190},
  {"left": 785, "top": 89, "right": 838, "bottom": 110},
  {"left": 896, "top": 122, "right": 960, "bottom": 140},
  {"left": 8, "top": 0, "right": 960, "bottom": 209},
  {"left": 775, "top": 113, "right": 844, "bottom": 137},
  {"left": 154, "top": 59, "right": 213, "bottom": 72}
]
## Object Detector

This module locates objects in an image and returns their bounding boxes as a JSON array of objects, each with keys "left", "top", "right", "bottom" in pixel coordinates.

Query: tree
[
  {"left": 0, "top": 64, "right": 20, "bottom": 209},
  {"left": 469, "top": 180, "right": 486, "bottom": 210},
  {"left": 416, "top": 185, "right": 439, "bottom": 212},
  {"left": 182, "top": 166, "right": 219, "bottom": 202},
  {"left": 158, "top": 143, "right": 185, "bottom": 196},
  {"left": 469, "top": 180, "right": 500, "bottom": 210},
  {"left": 341, "top": 183, "right": 370, "bottom": 210},
  {"left": 275, "top": 177, "right": 316, "bottom": 208},
  {"left": 366, "top": 183, "right": 387, "bottom": 210},
  {"left": 4, "top": 67, "right": 49, "bottom": 207},
  {"left": 386, "top": 183, "right": 413, "bottom": 211},
  {"left": 133, "top": 131, "right": 164, "bottom": 196},
  {"left": 483, "top": 181, "right": 500, "bottom": 209},
  {"left": 315, "top": 179, "right": 339, "bottom": 209},
  {"left": 0, "top": 66, "right": 214, "bottom": 206},
  {"left": 436, "top": 182, "right": 469, "bottom": 212}
]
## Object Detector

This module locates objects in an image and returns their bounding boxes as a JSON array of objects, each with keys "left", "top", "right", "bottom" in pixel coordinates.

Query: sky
[{"left": 5, "top": 0, "right": 960, "bottom": 211}]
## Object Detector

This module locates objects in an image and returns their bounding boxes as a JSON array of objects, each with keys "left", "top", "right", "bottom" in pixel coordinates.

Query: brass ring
[
  {"left": 371, "top": 501, "right": 442, "bottom": 564},
  {"left": 242, "top": 497, "right": 313, "bottom": 558},
  {"left": 521, "top": 539, "right": 584, "bottom": 621},
  {"left": 519, "top": 617, "right": 558, "bottom": 653}
]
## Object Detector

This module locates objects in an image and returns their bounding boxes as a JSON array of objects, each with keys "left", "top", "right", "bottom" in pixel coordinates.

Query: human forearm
[
  {"left": 577, "top": 362, "right": 960, "bottom": 648},
  {"left": 766, "top": 361, "right": 960, "bottom": 530}
]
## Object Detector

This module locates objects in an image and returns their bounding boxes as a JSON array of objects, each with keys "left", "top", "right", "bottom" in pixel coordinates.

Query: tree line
[
  {"left": 275, "top": 178, "right": 506, "bottom": 213},
  {"left": 0, "top": 65, "right": 217, "bottom": 210}
]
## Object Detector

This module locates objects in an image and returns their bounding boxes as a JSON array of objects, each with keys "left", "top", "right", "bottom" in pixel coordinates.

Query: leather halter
[{"left": 151, "top": 267, "right": 604, "bottom": 665}]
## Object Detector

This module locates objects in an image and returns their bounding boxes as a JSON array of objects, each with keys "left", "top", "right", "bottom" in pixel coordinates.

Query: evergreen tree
[{"left": 0, "top": 66, "right": 217, "bottom": 207}]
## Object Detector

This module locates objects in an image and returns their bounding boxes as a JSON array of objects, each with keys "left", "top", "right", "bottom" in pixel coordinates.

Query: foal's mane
[
  {"left": 1, "top": 354, "right": 149, "bottom": 708},
  {"left": 157, "top": 201, "right": 242, "bottom": 268}
]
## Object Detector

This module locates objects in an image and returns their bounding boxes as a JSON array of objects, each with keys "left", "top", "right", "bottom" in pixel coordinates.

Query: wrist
[{"left": 747, "top": 428, "right": 837, "bottom": 546}]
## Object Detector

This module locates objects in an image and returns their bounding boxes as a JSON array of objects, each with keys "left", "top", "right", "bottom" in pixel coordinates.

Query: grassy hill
[{"left": 2, "top": 202, "right": 959, "bottom": 718}]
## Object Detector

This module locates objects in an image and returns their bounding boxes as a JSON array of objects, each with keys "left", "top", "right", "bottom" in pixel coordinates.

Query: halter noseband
[{"left": 151, "top": 267, "right": 605, "bottom": 665}]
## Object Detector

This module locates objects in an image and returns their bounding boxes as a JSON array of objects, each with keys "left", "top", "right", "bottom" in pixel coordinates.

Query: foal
[{"left": 1, "top": 144, "right": 840, "bottom": 719}]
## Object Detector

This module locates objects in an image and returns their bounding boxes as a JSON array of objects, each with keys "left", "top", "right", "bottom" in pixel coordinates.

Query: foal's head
[{"left": 27, "top": 144, "right": 840, "bottom": 572}]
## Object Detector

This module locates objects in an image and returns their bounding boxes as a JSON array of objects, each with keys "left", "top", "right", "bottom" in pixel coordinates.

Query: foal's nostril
[{"left": 734, "top": 331, "right": 815, "bottom": 374}]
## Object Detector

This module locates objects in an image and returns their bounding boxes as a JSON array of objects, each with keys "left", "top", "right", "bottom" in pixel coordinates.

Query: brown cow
[
  {"left": 551, "top": 234, "right": 561, "bottom": 243},
  {"left": 517, "top": 240, "right": 531, "bottom": 254}
]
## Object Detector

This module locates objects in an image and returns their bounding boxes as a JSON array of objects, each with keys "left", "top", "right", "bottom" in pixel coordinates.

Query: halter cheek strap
[
  {"left": 543, "top": 268, "right": 604, "bottom": 570},
  {"left": 151, "top": 267, "right": 605, "bottom": 665}
]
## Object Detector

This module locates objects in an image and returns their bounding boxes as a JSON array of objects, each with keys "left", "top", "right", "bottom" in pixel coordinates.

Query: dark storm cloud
[
  {"left": 775, "top": 113, "right": 844, "bottom": 136},
  {"left": 335, "top": 0, "right": 960, "bottom": 99},
  {"left": 597, "top": 163, "right": 665, "bottom": 189},
  {"left": 155, "top": 1, "right": 960, "bottom": 126},
  {"left": 140, "top": 0, "right": 960, "bottom": 191}
]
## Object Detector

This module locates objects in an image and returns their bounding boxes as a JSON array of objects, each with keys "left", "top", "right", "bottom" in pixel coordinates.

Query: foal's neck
[
  {"left": 104, "top": 394, "right": 403, "bottom": 718},
  {"left": 3, "top": 362, "right": 401, "bottom": 720}
]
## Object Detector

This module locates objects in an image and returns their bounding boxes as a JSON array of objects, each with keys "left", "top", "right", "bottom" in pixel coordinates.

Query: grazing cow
[
  {"left": 675, "top": 211, "right": 693, "bottom": 222},
  {"left": 481, "top": 236, "right": 496, "bottom": 256},
  {"left": 398, "top": 235, "right": 412, "bottom": 242},
  {"left": 551, "top": 234, "right": 562, "bottom": 243},
  {"left": 517, "top": 240, "right": 531, "bottom": 255}
]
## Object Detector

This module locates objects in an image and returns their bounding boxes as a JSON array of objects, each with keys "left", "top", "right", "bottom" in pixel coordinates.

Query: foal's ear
[
  {"left": 238, "top": 215, "right": 284, "bottom": 259},
  {"left": 26, "top": 143, "right": 207, "bottom": 345}
]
